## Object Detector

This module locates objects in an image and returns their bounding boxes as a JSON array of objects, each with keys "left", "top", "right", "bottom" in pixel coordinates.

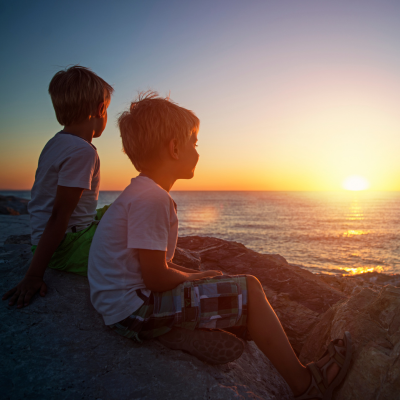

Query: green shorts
[{"left": 31, "top": 205, "right": 110, "bottom": 276}]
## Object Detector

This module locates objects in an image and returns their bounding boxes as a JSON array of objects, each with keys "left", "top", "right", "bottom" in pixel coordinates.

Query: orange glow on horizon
[{"left": 1, "top": 3, "right": 400, "bottom": 193}]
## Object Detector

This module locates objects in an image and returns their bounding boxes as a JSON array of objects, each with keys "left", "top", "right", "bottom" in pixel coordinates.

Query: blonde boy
[
  {"left": 3, "top": 66, "right": 113, "bottom": 308},
  {"left": 88, "top": 92, "right": 352, "bottom": 399}
]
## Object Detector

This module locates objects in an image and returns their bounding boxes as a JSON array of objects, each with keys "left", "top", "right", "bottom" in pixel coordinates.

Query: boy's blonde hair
[
  {"left": 49, "top": 65, "right": 114, "bottom": 126},
  {"left": 118, "top": 91, "right": 199, "bottom": 172}
]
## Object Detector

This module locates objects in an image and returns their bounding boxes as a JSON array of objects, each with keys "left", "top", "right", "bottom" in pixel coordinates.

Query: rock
[
  {"left": 1, "top": 240, "right": 292, "bottom": 400},
  {"left": 176, "top": 236, "right": 400, "bottom": 399},
  {"left": 262, "top": 286, "right": 320, "bottom": 355},
  {"left": 317, "top": 273, "right": 384, "bottom": 297},
  {"left": 171, "top": 247, "right": 201, "bottom": 270},
  {"left": 353, "top": 271, "right": 400, "bottom": 288},
  {"left": 3, "top": 233, "right": 400, "bottom": 400},
  {"left": 4, "top": 234, "right": 31, "bottom": 245},
  {"left": 177, "top": 236, "right": 347, "bottom": 315},
  {"left": 0, "top": 194, "right": 29, "bottom": 215},
  {"left": 0, "top": 215, "right": 30, "bottom": 247},
  {"left": 176, "top": 235, "right": 346, "bottom": 354},
  {"left": 317, "top": 272, "right": 400, "bottom": 297},
  {"left": 299, "top": 286, "right": 400, "bottom": 400}
]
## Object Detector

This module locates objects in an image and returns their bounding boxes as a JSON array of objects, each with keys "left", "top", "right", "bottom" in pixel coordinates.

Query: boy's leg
[
  {"left": 246, "top": 275, "right": 344, "bottom": 397},
  {"left": 111, "top": 275, "right": 347, "bottom": 396},
  {"left": 246, "top": 275, "right": 308, "bottom": 394}
]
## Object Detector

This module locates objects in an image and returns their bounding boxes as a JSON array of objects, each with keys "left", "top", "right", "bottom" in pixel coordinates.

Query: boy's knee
[
  {"left": 246, "top": 275, "right": 269, "bottom": 309},
  {"left": 246, "top": 275, "right": 262, "bottom": 291}
]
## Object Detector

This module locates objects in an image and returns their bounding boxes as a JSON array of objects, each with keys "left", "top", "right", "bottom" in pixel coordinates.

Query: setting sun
[{"left": 343, "top": 175, "right": 370, "bottom": 191}]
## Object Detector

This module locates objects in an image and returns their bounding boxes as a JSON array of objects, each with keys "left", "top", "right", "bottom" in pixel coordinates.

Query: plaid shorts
[{"left": 110, "top": 275, "right": 248, "bottom": 342}]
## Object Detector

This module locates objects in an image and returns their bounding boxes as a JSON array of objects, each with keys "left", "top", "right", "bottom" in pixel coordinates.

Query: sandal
[
  {"left": 295, "top": 331, "right": 353, "bottom": 400},
  {"left": 157, "top": 327, "right": 245, "bottom": 364}
]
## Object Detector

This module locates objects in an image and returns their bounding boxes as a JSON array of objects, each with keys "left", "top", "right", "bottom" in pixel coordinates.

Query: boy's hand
[
  {"left": 199, "top": 270, "right": 223, "bottom": 279},
  {"left": 140, "top": 250, "right": 223, "bottom": 292},
  {"left": 2, "top": 276, "right": 47, "bottom": 308},
  {"left": 3, "top": 185, "right": 83, "bottom": 309}
]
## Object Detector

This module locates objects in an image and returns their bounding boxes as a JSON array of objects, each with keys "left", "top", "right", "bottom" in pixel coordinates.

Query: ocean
[{"left": 3, "top": 190, "right": 400, "bottom": 275}]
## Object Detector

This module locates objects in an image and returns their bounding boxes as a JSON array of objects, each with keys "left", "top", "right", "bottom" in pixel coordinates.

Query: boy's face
[
  {"left": 94, "top": 98, "right": 110, "bottom": 138},
  {"left": 176, "top": 131, "right": 199, "bottom": 179}
]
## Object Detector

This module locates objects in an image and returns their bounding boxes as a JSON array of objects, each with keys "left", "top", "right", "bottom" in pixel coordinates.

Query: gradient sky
[{"left": 1, "top": 0, "right": 399, "bottom": 191}]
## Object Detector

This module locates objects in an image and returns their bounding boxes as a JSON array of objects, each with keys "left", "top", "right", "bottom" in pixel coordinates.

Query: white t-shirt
[
  {"left": 88, "top": 176, "right": 179, "bottom": 325},
  {"left": 28, "top": 131, "right": 100, "bottom": 245}
]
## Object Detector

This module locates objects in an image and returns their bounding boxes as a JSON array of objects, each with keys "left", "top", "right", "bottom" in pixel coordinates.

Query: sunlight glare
[
  {"left": 341, "top": 265, "right": 384, "bottom": 275},
  {"left": 342, "top": 175, "right": 370, "bottom": 191},
  {"left": 184, "top": 206, "right": 219, "bottom": 226},
  {"left": 342, "top": 230, "right": 369, "bottom": 237}
]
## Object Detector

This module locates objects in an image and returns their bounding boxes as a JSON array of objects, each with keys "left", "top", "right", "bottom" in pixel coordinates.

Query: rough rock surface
[
  {"left": 0, "top": 215, "right": 30, "bottom": 246},
  {"left": 1, "top": 240, "right": 292, "bottom": 400},
  {"left": 0, "top": 194, "right": 29, "bottom": 215},
  {"left": 300, "top": 286, "right": 400, "bottom": 400},
  {"left": 178, "top": 236, "right": 347, "bottom": 315},
  {"left": 172, "top": 246, "right": 201, "bottom": 271},
  {"left": 2, "top": 233, "right": 400, "bottom": 400},
  {"left": 4, "top": 234, "right": 31, "bottom": 245},
  {"left": 176, "top": 236, "right": 400, "bottom": 400},
  {"left": 177, "top": 237, "right": 343, "bottom": 354}
]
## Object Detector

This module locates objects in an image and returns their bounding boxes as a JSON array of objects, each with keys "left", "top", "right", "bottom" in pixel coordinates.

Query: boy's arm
[
  {"left": 167, "top": 261, "right": 205, "bottom": 274},
  {"left": 140, "top": 250, "right": 222, "bottom": 292},
  {"left": 2, "top": 185, "right": 84, "bottom": 308}
]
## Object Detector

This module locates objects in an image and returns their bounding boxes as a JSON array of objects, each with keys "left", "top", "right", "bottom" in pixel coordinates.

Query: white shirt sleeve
[
  {"left": 127, "top": 192, "right": 171, "bottom": 251},
  {"left": 57, "top": 146, "right": 97, "bottom": 190}
]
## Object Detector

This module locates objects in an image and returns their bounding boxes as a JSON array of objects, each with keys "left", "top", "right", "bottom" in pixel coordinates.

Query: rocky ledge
[
  {"left": 1, "top": 235, "right": 399, "bottom": 399},
  {"left": 0, "top": 194, "right": 29, "bottom": 215}
]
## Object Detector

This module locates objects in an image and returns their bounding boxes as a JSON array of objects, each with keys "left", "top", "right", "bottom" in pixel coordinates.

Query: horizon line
[{"left": 1, "top": 189, "right": 400, "bottom": 193}]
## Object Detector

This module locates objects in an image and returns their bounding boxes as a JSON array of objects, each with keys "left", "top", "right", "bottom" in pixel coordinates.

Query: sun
[{"left": 342, "top": 175, "right": 370, "bottom": 191}]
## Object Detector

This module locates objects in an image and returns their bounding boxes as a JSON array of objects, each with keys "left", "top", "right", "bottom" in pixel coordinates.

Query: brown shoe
[
  {"left": 294, "top": 331, "right": 353, "bottom": 400},
  {"left": 158, "top": 327, "right": 245, "bottom": 364}
]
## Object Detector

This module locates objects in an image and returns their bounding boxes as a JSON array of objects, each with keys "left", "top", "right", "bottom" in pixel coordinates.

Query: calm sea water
[{"left": 3, "top": 190, "right": 400, "bottom": 275}]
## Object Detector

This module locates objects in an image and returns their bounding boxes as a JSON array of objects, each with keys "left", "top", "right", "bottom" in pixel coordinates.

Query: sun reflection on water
[
  {"left": 342, "top": 230, "right": 369, "bottom": 237},
  {"left": 170, "top": 191, "right": 400, "bottom": 276},
  {"left": 339, "top": 195, "right": 381, "bottom": 274},
  {"left": 184, "top": 206, "right": 219, "bottom": 226},
  {"left": 340, "top": 265, "right": 385, "bottom": 275},
  {"left": 345, "top": 199, "right": 364, "bottom": 221}
]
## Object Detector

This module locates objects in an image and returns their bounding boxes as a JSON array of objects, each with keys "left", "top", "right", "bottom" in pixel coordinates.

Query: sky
[{"left": 1, "top": 0, "right": 399, "bottom": 191}]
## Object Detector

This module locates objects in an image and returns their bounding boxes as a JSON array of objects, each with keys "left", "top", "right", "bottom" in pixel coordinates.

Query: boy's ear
[
  {"left": 96, "top": 101, "right": 106, "bottom": 118},
  {"left": 168, "top": 139, "right": 179, "bottom": 160}
]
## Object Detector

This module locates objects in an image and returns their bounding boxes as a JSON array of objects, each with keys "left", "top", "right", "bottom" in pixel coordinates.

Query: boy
[
  {"left": 88, "top": 92, "right": 352, "bottom": 399},
  {"left": 3, "top": 66, "right": 113, "bottom": 309}
]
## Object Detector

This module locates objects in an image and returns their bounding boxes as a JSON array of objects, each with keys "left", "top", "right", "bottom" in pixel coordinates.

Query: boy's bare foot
[{"left": 294, "top": 332, "right": 352, "bottom": 400}]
